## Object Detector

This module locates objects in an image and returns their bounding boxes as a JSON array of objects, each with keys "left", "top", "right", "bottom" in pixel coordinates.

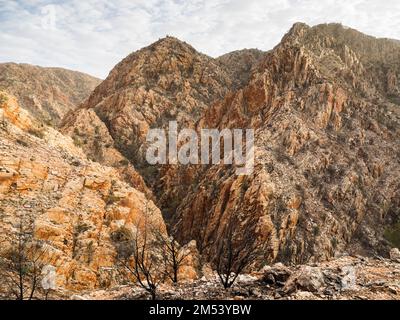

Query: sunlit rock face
[
  {"left": 0, "top": 92, "right": 167, "bottom": 290},
  {"left": 64, "top": 24, "right": 400, "bottom": 267},
  {"left": 3, "top": 22, "right": 398, "bottom": 295},
  {"left": 0, "top": 63, "right": 101, "bottom": 126}
]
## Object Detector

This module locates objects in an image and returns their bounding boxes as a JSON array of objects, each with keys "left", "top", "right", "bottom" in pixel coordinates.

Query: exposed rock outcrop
[
  {"left": 72, "top": 255, "right": 400, "bottom": 300},
  {"left": 170, "top": 23, "right": 400, "bottom": 265},
  {"left": 0, "top": 92, "right": 166, "bottom": 291},
  {"left": 60, "top": 24, "right": 400, "bottom": 269},
  {"left": 0, "top": 63, "right": 101, "bottom": 125}
]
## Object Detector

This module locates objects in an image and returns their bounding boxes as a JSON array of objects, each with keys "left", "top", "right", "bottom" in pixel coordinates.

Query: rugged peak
[
  {"left": 217, "top": 48, "right": 265, "bottom": 88},
  {"left": 67, "top": 34, "right": 234, "bottom": 175},
  {"left": 148, "top": 35, "right": 197, "bottom": 53},
  {"left": 281, "top": 22, "right": 310, "bottom": 44},
  {"left": 290, "top": 21, "right": 310, "bottom": 33}
]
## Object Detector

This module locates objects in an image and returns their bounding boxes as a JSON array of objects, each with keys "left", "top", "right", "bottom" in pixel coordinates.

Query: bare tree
[
  {"left": 152, "top": 230, "right": 191, "bottom": 284},
  {"left": 116, "top": 220, "right": 167, "bottom": 300},
  {"left": 213, "top": 214, "right": 260, "bottom": 289},
  {"left": 0, "top": 219, "right": 51, "bottom": 300},
  {"left": 112, "top": 200, "right": 170, "bottom": 300}
]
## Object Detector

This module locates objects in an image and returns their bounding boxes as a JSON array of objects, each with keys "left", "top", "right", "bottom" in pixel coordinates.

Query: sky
[{"left": 0, "top": 0, "right": 399, "bottom": 79}]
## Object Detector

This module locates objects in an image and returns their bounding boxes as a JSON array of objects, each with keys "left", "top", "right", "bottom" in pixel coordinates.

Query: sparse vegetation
[
  {"left": 107, "top": 194, "right": 121, "bottom": 205},
  {"left": 16, "top": 138, "right": 29, "bottom": 147},
  {"left": 313, "top": 226, "right": 320, "bottom": 237},
  {"left": 384, "top": 222, "right": 400, "bottom": 248},
  {"left": 87, "top": 241, "right": 95, "bottom": 264},
  {"left": 0, "top": 218, "right": 55, "bottom": 300},
  {"left": 73, "top": 136, "right": 83, "bottom": 147},
  {"left": 0, "top": 94, "right": 8, "bottom": 106},
  {"left": 213, "top": 214, "right": 261, "bottom": 289},
  {"left": 27, "top": 127, "right": 45, "bottom": 139},
  {"left": 152, "top": 230, "right": 191, "bottom": 284},
  {"left": 72, "top": 221, "right": 91, "bottom": 259},
  {"left": 119, "top": 159, "right": 130, "bottom": 167},
  {"left": 115, "top": 221, "right": 166, "bottom": 300}
]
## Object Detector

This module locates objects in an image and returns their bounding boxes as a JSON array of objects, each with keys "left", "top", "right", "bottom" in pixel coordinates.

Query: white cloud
[{"left": 0, "top": 0, "right": 399, "bottom": 78}]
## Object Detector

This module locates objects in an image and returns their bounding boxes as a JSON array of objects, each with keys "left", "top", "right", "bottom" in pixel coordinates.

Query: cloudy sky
[{"left": 1, "top": 0, "right": 399, "bottom": 78}]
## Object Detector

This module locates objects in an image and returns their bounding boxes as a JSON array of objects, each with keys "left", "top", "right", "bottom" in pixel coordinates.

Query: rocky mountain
[
  {"left": 1, "top": 22, "right": 400, "bottom": 300},
  {"left": 61, "top": 37, "right": 234, "bottom": 173},
  {"left": 0, "top": 91, "right": 167, "bottom": 291},
  {"left": 0, "top": 63, "right": 101, "bottom": 125},
  {"left": 172, "top": 23, "right": 400, "bottom": 265},
  {"left": 62, "top": 23, "right": 400, "bottom": 269},
  {"left": 216, "top": 48, "right": 265, "bottom": 89}
]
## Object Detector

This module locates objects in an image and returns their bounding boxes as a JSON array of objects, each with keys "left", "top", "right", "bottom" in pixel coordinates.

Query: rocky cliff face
[
  {"left": 172, "top": 23, "right": 400, "bottom": 265},
  {"left": 0, "top": 63, "right": 101, "bottom": 126},
  {"left": 216, "top": 49, "right": 265, "bottom": 89},
  {"left": 0, "top": 92, "right": 166, "bottom": 291},
  {"left": 61, "top": 23, "right": 400, "bottom": 270},
  {"left": 61, "top": 37, "right": 233, "bottom": 172}
]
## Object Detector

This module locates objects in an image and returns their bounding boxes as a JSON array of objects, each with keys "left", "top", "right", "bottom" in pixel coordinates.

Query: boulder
[
  {"left": 284, "top": 266, "right": 325, "bottom": 294},
  {"left": 262, "top": 263, "right": 292, "bottom": 286},
  {"left": 390, "top": 248, "right": 400, "bottom": 262}
]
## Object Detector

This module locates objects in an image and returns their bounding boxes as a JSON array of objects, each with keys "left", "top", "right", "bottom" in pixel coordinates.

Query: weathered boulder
[
  {"left": 284, "top": 266, "right": 326, "bottom": 293},
  {"left": 390, "top": 248, "right": 400, "bottom": 262}
]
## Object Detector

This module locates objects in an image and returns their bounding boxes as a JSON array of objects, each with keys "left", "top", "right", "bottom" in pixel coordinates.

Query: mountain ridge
[
  {"left": 60, "top": 22, "right": 400, "bottom": 265},
  {"left": 0, "top": 63, "right": 101, "bottom": 126},
  {"left": 1, "top": 22, "right": 400, "bottom": 298}
]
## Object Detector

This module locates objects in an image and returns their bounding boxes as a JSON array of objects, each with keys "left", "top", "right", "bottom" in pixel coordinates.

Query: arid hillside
[
  {"left": 0, "top": 63, "right": 101, "bottom": 125},
  {"left": 0, "top": 91, "right": 166, "bottom": 293},
  {"left": 0, "top": 23, "right": 399, "bottom": 300},
  {"left": 62, "top": 23, "right": 400, "bottom": 267}
]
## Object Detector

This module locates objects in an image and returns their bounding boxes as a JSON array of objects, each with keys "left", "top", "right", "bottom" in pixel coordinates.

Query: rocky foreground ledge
[{"left": 67, "top": 252, "right": 400, "bottom": 300}]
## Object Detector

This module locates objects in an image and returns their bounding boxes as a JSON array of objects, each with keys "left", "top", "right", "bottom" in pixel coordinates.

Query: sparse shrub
[
  {"left": 384, "top": 222, "right": 400, "bottom": 248},
  {"left": 141, "top": 165, "right": 159, "bottom": 182},
  {"left": 265, "top": 162, "right": 274, "bottom": 173},
  {"left": 71, "top": 160, "right": 81, "bottom": 167},
  {"left": 241, "top": 178, "right": 250, "bottom": 194},
  {"left": 280, "top": 242, "right": 293, "bottom": 262},
  {"left": 111, "top": 227, "right": 134, "bottom": 244},
  {"left": 0, "top": 218, "right": 56, "bottom": 300},
  {"left": 114, "top": 215, "right": 167, "bottom": 300},
  {"left": 331, "top": 237, "right": 338, "bottom": 249},
  {"left": 213, "top": 214, "right": 261, "bottom": 289},
  {"left": 72, "top": 222, "right": 91, "bottom": 259},
  {"left": 43, "top": 118, "right": 55, "bottom": 127},
  {"left": 106, "top": 191, "right": 121, "bottom": 205},
  {"left": 27, "top": 128, "right": 45, "bottom": 139},
  {"left": 16, "top": 139, "right": 29, "bottom": 147},
  {"left": 152, "top": 230, "right": 191, "bottom": 284},
  {"left": 87, "top": 241, "right": 95, "bottom": 264},
  {"left": 275, "top": 196, "right": 287, "bottom": 214},
  {"left": 119, "top": 159, "right": 130, "bottom": 167},
  {"left": 73, "top": 136, "right": 83, "bottom": 147},
  {"left": 0, "top": 94, "right": 8, "bottom": 107},
  {"left": 75, "top": 222, "right": 91, "bottom": 234}
]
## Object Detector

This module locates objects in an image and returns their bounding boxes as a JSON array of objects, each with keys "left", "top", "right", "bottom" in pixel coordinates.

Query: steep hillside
[
  {"left": 217, "top": 48, "right": 265, "bottom": 89},
  {"left": 60, "top": 36, "right": 235, "bottom": 184},
  {"left": 0, "top": 92, "right": 166, "bottom": 291},
  {"left": 0, "top": 63, "right": 101, "bottom": 125},
  {"left": 61, "top": 24, "right": 400, "bottom": 268},
  {"left": 171, "top": 23, "right": 400, "bottom": 265}
]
